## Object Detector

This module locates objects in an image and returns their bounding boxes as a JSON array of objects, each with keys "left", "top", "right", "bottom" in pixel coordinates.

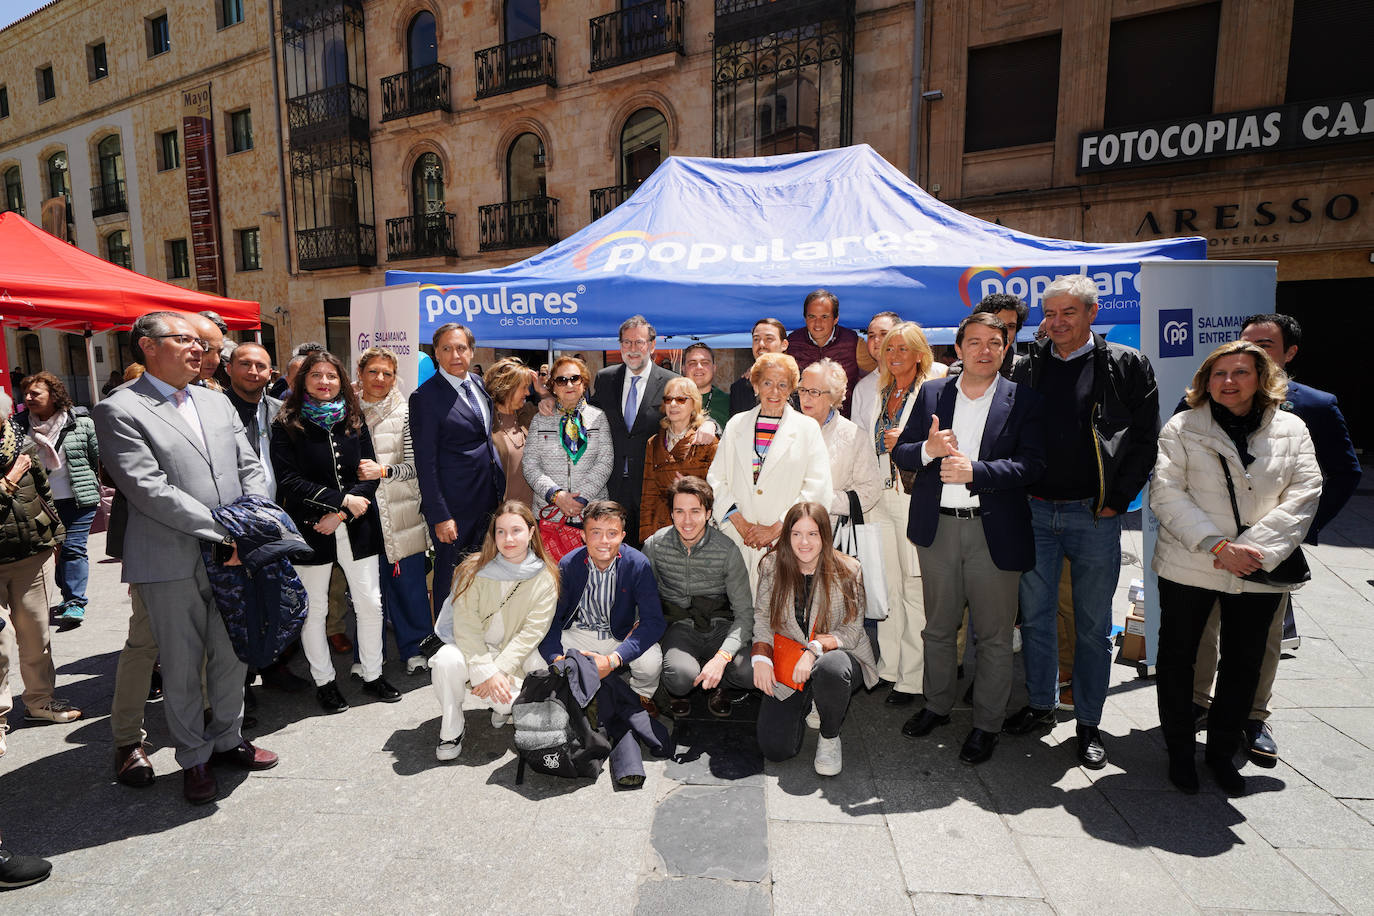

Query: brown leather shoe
[
  {"left": 638, "top": 695, "right": 659, "bottom": 718},
  {"left": 210, "top": 740, "right": 279, "bottom": 771},
  {"left": 328, "top": 633, "right": 352, "bottom": 654},
  {"left": 182, "top": 763, "right": 217, "bottom": 805},
  {"left": 115, "top": 743, "right": 155, "bottom": 788},
  {"left": 668, "top": 696, "right": 691, "bottom": 717},
  {"left": 707, "top": 688, "right": 733, "bottom": 718}
]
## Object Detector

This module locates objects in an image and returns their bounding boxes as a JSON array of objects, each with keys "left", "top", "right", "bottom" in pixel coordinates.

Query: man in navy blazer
[
  {"left": 409, "top": 323, "right": 504, "bottom": 618},
  {"left": 891, "top": 313, "right": 1045, "bottom": 765},
  {"left": 539, "top": 501, "right": 666, "bottom": 710}
]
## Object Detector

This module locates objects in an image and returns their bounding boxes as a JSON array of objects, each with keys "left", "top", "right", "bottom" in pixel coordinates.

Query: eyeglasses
[
  {"left": 552, "top": 375, "right": 582, "bottom": 387},
  {"left": 795, "top": 386, "right": 829, "bottom": 398},
  {"left": 619, "top": 338, "right": 652, "bottom": 350},
  {"left": 662, "top": 395, "right": 691, "bottom": 405},
  {"left": 155, "top": 334, "right": 210, "bottom": 351}
]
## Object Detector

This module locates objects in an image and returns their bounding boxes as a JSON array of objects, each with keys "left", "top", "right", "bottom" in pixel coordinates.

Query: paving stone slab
[
  {"left": 1309, "top": 705, "right": 1374, "bottom": 752},
  {"left": 1267, "top": 716, "right": 1374, "bottom": 799},
  {"left": 1017, "top": 835, "right": 1196, "bottom": 916},
  {"left": 663, "top": 719, "right": 764, "bottom": 786},
  {"left": 633, "top": 877, "right": 771, "bottom": 916},
  {"left": 1283, "top": 848, "right": 1374, "bottom": 916},
  {"left": 907, "top": 893, "right": 1055, "bottom": 914},
  {"left": 650, "top": 784, "right": 768, "bottom": 881},
  {"left": 765, "top": 764, "right": 886, "bottom": 825},
  {"left": 768, "top": 821, "right": 913, "bottom": 916},
  {"left": 1230, "top": 784, "right": 1374, "bottom": 850}
]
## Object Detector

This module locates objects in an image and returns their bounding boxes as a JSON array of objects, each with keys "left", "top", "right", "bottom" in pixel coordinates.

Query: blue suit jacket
[
  {"left": 892, "top": 376, "right": 1046, "bottom": 572},
  {"left": 408, "top": 372, "right": 503, "bottom": 552},
  {"left": 1286, "top": 381, "right": 1361, "bottom": 541},
  {"left": 539, "top": 544, "right": 666, "bottom": 665}
]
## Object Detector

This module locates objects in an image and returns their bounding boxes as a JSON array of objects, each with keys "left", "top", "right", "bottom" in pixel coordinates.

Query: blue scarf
[{"left": 301, "top": 395, "right": 346, "bottom": 431}]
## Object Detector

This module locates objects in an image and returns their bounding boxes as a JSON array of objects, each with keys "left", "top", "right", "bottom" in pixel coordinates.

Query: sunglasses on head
[
  {"left": 553, "top": 375, "right": 582, "bottom": 387},
  {"left": 662, "top": 395, "right": 691, "bottom": 405}
]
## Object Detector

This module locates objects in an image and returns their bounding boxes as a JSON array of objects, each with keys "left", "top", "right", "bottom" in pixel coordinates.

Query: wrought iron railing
[
  {"left": 477, "top": 196, "right": 558, "bottom": 251},
  {"left": 386, "top": 212, "right": 457, "bottom": 260},
  {"left": 475, "top": 33, "right": 557, "bottom": 99},
  {"left": 713, "top": 0, "right": 853, "bottom": 43},
  {"left": 296, "top": 222, "right": 376, "bottom": 270},
  {"left": 590, "top": 0, "right": 684, "bottom": 71},
  {"left": 90, "top": 180, "right": 127, "bottom": 217},
  {"left": 286, "top": 83, "right": 369, "bottom": 149},
  {"left": 589, "top": 183, "right": 637, "bottom": 221},
  {"left": 380, "top": 63, "right": 451, "bottom": 121}
]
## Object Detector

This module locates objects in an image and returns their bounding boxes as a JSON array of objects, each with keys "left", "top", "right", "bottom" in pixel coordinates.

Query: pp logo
[
  {"left": 542, "top": 753, "right": 561, "bottom": 769},
  {"left": 1159, "top": 309, "right": 1193, "bottom": 358},
  {"left": 356, "top": 332, "right": 370, "bottom": 352}
]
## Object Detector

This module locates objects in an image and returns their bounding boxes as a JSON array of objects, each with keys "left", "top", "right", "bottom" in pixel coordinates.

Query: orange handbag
[{"left": 772, "top": 627, "right": 817, "bottom": 692}]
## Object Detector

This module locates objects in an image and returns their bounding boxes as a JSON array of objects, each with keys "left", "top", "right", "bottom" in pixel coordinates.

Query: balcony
[
  {"left": 386, "top": 212, "right": 457, "bottom": 260},
  {"left": 296, "top": 222, "right": 376, "bottom": 270},
  {"left": 90, "top": 180, "right": 127, "bottom": 217},
  {"left": 713, "top": 0, "right": 853, "bottom": 43},
  {"left": 475, "top": 33, "right": 556, "bottom": 99},
  {"left": 478, "top": 196, "right": 558, "bottom": 251},
  {"left": 286, "top": 83, "right": 369, "bottom": 150},
  {"left": 590, "top": 1, "right": 684, "bottom": 71},
  {"left": 380, "top": 63, "right": 451, "bottom": 121},
  {"left": 590, "top": 183, "right": 637, "bottom": 221}
]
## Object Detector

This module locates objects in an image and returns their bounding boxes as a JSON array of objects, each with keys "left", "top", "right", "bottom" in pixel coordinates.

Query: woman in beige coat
[
  {"left": 1152, "top": 340, "right": 1321, "bottom": 797},
  {"left": 430, "top": 500, "right": 559, "bottom": 761}
]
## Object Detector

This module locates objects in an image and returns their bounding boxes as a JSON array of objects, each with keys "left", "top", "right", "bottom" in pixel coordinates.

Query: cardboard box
[{"left": 1120, "top": 613, "right": 1147, "bottom": 662}]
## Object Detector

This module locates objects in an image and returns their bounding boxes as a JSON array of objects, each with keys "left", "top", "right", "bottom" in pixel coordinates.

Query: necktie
[
  {"left": 462, "top": 380, "right": 487, "bottom": 433},
  {"left": 623, "top": 375, "right": 641, "bottom": 475}
]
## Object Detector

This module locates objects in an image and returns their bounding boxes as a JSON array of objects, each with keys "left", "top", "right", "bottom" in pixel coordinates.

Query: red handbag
[{"left": 538, "top": 503, "right": 585, "bottom": 561}]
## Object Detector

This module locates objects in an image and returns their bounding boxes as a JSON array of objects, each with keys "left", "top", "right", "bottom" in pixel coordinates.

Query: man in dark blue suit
[
  {"left": 409, "top": 323, "right": 504, "bottom": 618},
  {"left": 1193, "top": 312, "right": 1362, "bottom": 766},
  {"left": 891, "top": 314, "right": 1045, "bottom": 765}
]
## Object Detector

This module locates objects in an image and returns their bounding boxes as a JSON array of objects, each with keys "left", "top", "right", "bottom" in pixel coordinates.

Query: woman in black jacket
[{"left": 270, "top": 351, "right": 398, "bottom": 713}]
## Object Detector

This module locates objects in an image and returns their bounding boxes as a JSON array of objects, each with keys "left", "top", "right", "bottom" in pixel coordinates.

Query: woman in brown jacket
[{"left": 639, "top": 376, "right": 718, "bottom": 542}]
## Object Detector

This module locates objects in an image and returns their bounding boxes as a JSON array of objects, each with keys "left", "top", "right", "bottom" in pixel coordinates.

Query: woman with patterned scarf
[
  {"left": 523, "top": 355, "right": 614, "bottom": 525},
  {"left": 270, "top": 350, "right": 397, "bottom": 715}
]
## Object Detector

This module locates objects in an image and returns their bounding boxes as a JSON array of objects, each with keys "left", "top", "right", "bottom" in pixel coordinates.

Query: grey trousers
[
  {"left": 659, "top": 618, "right": 753, "bottom": 696},
  {"left": 134, "top": 563, "right": 246, "bottom": 769},
  {"left": 917, "top": 515, "right": 1021, "bottom": 732}
]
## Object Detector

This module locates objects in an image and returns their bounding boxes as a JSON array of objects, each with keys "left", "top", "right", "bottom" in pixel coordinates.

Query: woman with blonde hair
[
  {"left": 429, "top": 500, "right": 560, "bottom": 761},
  {"left": 708, "top": 352, "right": 832, "bottom": 589},
  {"left": 524, "top": 356, "right": 614, "bottom": 523},
  {"left": 639, "top": 376, "right": 718, "bottom": 542},
  {"left": 861, "top": 321, "right": 946, "bottom": 706},
  {"left": 485, "top": 358, "right": 538, "bottom": 507},
  {"left": 1152, "top": 340, "right": 1320, "bottom": 796}
]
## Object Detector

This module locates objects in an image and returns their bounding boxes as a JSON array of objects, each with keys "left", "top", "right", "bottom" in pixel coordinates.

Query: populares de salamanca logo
[
  {"left": 571, "top": 228, "right": 940, "bottom": 271},
  {"left": 1158, "top": 308, "right": 1193, "bottom": 358},
  {"left": 958, "top": 265, "right": 1142, "bottom": 313}
]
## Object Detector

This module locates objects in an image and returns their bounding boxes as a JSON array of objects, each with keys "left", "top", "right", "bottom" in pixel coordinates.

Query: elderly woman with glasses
[
  {"left": 524, "top": 356, "right": 614, "bottom": 523},
  {"left": 708, "top": 352, "right": 832, "bottom": 590},
  {"left": 638, "top": 377, "right": 720, "bottom": 542},
  {"left": 796, "top": 358, "right": 882, "bottom": 532}
]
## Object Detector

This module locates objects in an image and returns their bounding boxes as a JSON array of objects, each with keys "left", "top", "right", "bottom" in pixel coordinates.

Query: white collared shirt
[
  {"left": 1052, "top": 337, "right": 1095, "bottom": 362},
  {"left": 438, "top": 367, "right": 489, "bottom": 432},
  {"left": 922, "top": 374, "right": 1000, "bottom": 508},
  {"left": 144, "top": 372, "right": 207, "bottom": 452},
  {"left": 620, "top": 362, "right": 652, "bottom": 423}
]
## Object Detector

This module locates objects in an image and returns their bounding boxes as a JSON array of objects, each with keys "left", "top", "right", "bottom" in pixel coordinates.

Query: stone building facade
[
  {"left": 0, "top": 0, "right": 288, "bottom": 400},
  {"left": 919, "top": 0, "right": 1373, "bottom": 444}
]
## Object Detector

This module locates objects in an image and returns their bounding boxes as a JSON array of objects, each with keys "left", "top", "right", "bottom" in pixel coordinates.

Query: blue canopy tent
[{"left": 386, "top": 144, "right": 1205, "bottom": 349}]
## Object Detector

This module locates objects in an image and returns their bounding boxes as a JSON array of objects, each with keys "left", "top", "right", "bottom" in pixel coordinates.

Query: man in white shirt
[{"left": 890, "top": 313, "right": 1046, "bottom": 765}]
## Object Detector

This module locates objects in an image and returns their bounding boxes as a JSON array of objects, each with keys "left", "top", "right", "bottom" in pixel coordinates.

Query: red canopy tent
[{"left": 0, "top": 212, "right": 261, "bottom": 401}]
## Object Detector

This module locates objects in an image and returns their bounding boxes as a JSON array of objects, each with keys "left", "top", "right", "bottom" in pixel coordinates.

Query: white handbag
[{"left": 832, "top": 490, "right": 889, "bottom": 621}]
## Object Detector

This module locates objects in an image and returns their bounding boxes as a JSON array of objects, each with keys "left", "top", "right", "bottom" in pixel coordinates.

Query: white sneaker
[
  {"left": 349, "top": 662, "right": 363, "bottom": 680},
  {"left": 0, "top": 730, "right": 6, "bottom": 758},
  {"left": 805, "top": 706, "right": 820, "bottom": 730},
  {"left": 406, "top": 655, "right": 428, "bottom": 675},
  {"left": 1012, "top": 627, "right": 1023, "bottom": 653},
  {"left": 814, "top": 735, "right": 842, "bottom": 776},
  {"left": 24, "top": 699, "right": 82, "bottom": 724},
  {"left": 435, "top": 735, "right": 462, "bottom": 761},
  {"left": 491, "top": 710, "right": 511, "bottom": 728}
]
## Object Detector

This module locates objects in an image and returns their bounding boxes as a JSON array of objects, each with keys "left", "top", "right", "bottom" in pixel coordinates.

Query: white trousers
[
  {"left": 558, "top": 627, "right": 663, "bottom": 699},
  {"left": 430, "top": 640, "right": 546, "bottom": 742},
  {"left": 296, "top": 525, "right": 385, "bottom": 686},
  {"left": 872, "top": 483, "right": 926, "bottom": 693}
]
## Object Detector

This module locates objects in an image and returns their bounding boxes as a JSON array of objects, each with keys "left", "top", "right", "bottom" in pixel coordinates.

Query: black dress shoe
[
  {"left": 1075, "top": 724, "right": 1108, "bottom": 769},
  {"left": 148, "top": 668, "right": 163, "bottom": 702},
  {"left": 958, "top": 728, "right": 999, "bottom": 765},
  {"left": 260, "top": 663, "right": 311, "bottom": 693},
  {"left": 1003, "top": 705, "right": 1056, "bottom": 735},
  {"left": 361, "top": 676, "right": 402, "bottom": 703},
  {"left": 885, "top": 688, "right": 919, "bottom": 707},
  {"left": 316, "top": 680, "right": 349, "bottom": 713},
  {"left": 901, "top": 708, "right": 950, "bottom": 738},
  {"left": 1245, "top": 720, "right": 1278, "bottom": 768},
  {"left": 1205, "top": 753, "right": 1247, "bottom": 796},
  {"left": 1168, "top": 757, "right": 1200, "bottom": 794}
]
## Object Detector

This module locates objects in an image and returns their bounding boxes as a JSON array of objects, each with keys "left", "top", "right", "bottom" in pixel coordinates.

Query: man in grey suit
[{"left": 94, "top": 312, "right": 279, "bottom": 805}]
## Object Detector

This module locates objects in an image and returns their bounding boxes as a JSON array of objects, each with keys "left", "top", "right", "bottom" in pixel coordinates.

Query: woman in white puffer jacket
[{"left": 1151, "top": 340, "right": 1321, "bottom": 799}]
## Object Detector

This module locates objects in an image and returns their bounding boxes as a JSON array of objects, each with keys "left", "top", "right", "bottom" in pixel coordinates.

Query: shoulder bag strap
[
  {"left": 1217, "top": 454, "right": 1246, "bottom": 535},
  {"left": 846, "top": 488, "right": 865, "bottom": 527}
]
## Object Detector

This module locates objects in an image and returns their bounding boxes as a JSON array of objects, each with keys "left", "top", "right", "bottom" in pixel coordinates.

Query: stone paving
[{"left": 3, "top": 483, "right": 1374, "bottom": 914}]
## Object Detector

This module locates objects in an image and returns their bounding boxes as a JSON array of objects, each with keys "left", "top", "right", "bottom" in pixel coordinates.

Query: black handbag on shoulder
[{"left": 1218, "top": 455, "right": 1311, "bottom": 588}]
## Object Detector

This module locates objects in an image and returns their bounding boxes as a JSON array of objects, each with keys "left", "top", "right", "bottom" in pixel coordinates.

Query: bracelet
[
  {"left": 1209, "top": 539, "right": 1230, "bottom": 556},
  {"left": 715, "top": 650, "right": 733, "bottom": 663}
]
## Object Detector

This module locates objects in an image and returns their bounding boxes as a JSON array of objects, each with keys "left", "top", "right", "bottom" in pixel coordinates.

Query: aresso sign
[{"left": 1078, "top": 93, "right": 1374, "bottom": 173}]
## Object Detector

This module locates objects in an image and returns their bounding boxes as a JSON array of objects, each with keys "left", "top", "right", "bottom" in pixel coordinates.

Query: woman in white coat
[
  {"left": 861, "top": 322, "right": 946, "bottom": 705},
  {"left": 796, "top": 358, "right": 882, "bottom": 530},
  {"left": 707, "top": 352, "right": 832, "bottom": 591},
  {"left": 430, "top": 500, "right": 560, "bottom": 761},
  {"left": 1152, "top": 340, "right": 1321, "bottom": 797}
]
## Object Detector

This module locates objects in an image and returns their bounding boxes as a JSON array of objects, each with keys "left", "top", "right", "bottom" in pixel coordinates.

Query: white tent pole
[{"left": 84, "top": 329, "right": 99, "bottom": 404}]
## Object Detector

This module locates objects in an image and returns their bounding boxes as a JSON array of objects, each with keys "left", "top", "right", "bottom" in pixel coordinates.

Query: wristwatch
[{"left": 807, "top": 639, "right": 825, "bottom": 658}]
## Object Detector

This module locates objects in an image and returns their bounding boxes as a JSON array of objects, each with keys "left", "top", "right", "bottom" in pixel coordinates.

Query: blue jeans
[
  {"left": 54, "top": 498, "right": 95, "bottom": 609},
  {"left": 1017, "top": 499, "right": 1121, "bottom": 726},
  {"left": 380, "top": 551, "right": 432, "bottom": 659}
]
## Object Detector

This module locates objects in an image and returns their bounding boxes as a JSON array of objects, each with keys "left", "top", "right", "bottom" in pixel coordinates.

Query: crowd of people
[{"left": 0, "top": 278, "right": 1358, "bottom": 889}]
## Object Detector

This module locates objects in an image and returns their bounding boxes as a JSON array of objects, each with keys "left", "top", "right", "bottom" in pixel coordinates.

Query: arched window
[
  {"left": 504, "top": 0, "right": 539, "bottom": 42},
  {"left": 97, "top": 135, "right": 124, "bottom": 187},
  {"left": 411, "top": 152, "right": 444, "bottom": 215},
  {"left": 46, "top": 151, "right": 70, "bottom": 201},
  {"left": 620, "top": 108, "right": 667, "bottom": 187},
  {"left": 3, "top": 167, "right": 23, "bottom": 215},
  {"left": 407, "top": 11, "right": 437, "bottom": 71},
  {"left": 106, "top": 230, "right": 131, "bottom": 269},
  {"left": 506, "top": 132, "right": 545, "bottom": 202}
]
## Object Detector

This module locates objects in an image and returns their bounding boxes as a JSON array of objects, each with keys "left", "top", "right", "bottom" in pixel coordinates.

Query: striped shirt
[
  {"left": 573, "top": 555, "right": 619, "bottom": 639},
  {"left": 752, "top": 415, "right": 781, "bottom": 482}
]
